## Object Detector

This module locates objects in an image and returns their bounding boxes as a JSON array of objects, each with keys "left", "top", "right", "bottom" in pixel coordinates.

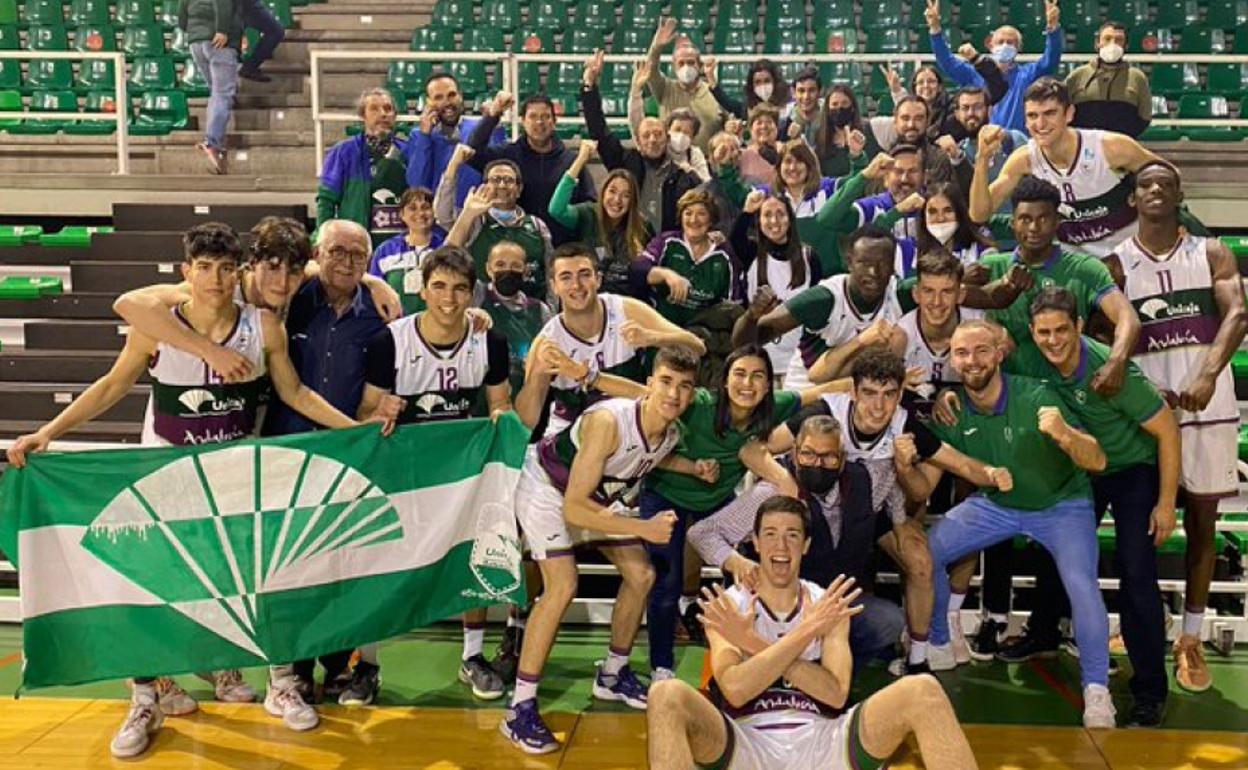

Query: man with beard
[
  {"left": 923, "top": 319, "right": 1116, "bottom": 729},
  {"left": 465, "top": 91, "right": 594, "bottom": 246},
  {"left": 406, "top": 73, "right": 506, "bottom": 210},
  {"left": 650, "top": 497, "right": 978, "bottom": 770},
  {"left": 1109, "top": 161, "right": 1248, "bottom": 694},
  {"left": 317, "top": 88, "right": 414, "bottom": 247},
  {"left": 582, "top": 50, "right": 702, "bottom": 235},
  {"left": 940, "top": 87, "right": 1029, "bottom": 206}
]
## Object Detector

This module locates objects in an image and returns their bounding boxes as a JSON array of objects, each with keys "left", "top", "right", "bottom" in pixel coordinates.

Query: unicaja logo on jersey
[
  {"left": 81, "top": 444, "right": 403, "bottom": 659},
  {"left": 178, "top": 388, "right": 247, "bottom": 416},
  {"left": 468, "top": 502, "right": 523, "bottom": 598}
]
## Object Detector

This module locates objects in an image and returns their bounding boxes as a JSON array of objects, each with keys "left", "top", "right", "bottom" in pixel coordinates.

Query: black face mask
[
  {"left": 493, "top": 270, "right": 525, "bottom": 297},
  {"left": 796, "top": 464, "right": 841, "bottom": 496},
  {"left": 828, "top": 108, "right": 854, "bottom": 128}
]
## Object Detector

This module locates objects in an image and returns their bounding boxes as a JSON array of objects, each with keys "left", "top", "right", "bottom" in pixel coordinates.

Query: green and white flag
[{"left": 0, "top": 416, "right": 529, "bottom": 689}]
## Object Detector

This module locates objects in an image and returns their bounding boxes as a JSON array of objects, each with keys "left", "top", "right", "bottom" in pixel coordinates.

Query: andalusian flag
[{"left": 0, "top": 416, "right": 528, "bottom": 689}]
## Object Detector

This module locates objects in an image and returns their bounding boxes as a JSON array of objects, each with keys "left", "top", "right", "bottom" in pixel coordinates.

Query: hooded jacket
[{"left": 1065, "top": 57, "right": 1152, "bottom": 138}]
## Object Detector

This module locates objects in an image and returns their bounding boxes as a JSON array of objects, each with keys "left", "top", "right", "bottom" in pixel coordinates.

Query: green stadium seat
[
  {"left": 387, "top": 60, "right": 430, "bottom": 100},
  {"left": 25, "top": 59, "right": 73, "bottom": 91},
  {"left": 812, "top": 0, "right": 855, "bottom": 29},
  {"left": 1107, "top": 0, "right": 1151, "bottom": 26},
  {"left": 1178, "top": 27, "right": 1228, "bottom": 54},
  {"left": 597, "top": 63, "right": 629, "bottom": 115},
  {"left": 178, "top": 55, "right": 208, "bottom": 96},
  {"left": 1070, "top": 25, "right": 1098, "bottom": 54},
  {"left": 1209, "top": 63, "right": 1248, "bottom": 96},
  {"left": 128, "top": 55, "right": 175, "bottom": 91},
  {"left": 916, "top": 26, "right": 963, "bottom": 53},
  {"left": 866, "top": 27, "right": 909, "bottom": 53},
  {"left": 1060, "top": 0, "right": 1097, "bottom": 32},
  {"left": 114, "top": 0, "right": 156, "bottom": 26},
  {"left": 75, "top": 57, "right": 116, "bottom": 91},
  {"left": 1005, "top": 0, "right": 1046, "bottom": 27},
  {"left": 449, "top": 27, "right": 503, "bottom": 99},
  {"left": 1139, "top": 96, "right": 1180, "bottom": 141},
  {"left": 716, "top": 0, "right": 756, "bottom": 31},
  {"left": 1205, "top": 0, "right": 1248, "bottom": 29},
  {"left": 612, "top": 25, "right": 651, "bottom": 54},
  {"left": 480, "top": 0, "right": 521, "bottom": 32},
  {"left": 528, "top": 0, "right": 569, "bottom": 32},
  {"left": 764, "top": 25, "right": 806, "bottom": 54},
  {"left": 156, "top": 0, "right": 180, "bottom": 28},
  {"left": 718, "top": 61, "right": 749, "bottom": 91},
  {"left": 765, "top": 0, "right": 805, "bottom": 31},
  {"left": 0, "top": 275, "right": 62, "bottom": 297},
  {"left": 875, "top": 92, "right": 895, "bottom": 116},
  {"left": 121, "top": 24, "right": 165, "bottom": 57},
  {"left": 573, "top": 0, "right": 615, "bottom": 32},
  {"left": 9, "top": 88, "right": 75, "bottom": 133},
  {"left": 263, "top": 0, "right": 293, "bottom": 28},
  {"left": 819, "top": 60, "right": 861, "bottom": 91},
  {"left": 168, "top": 25, "right": 188, "bottom": 58},
  {"left": 0, "top": 225, "right": 42, "bottom": 245},
  {"left": 910, "top": 0, "right": 950, "bottom": 28},
  {"left": 1131, "top": 26, "right": 1177, "bottom": 53},
  {"left": 511, "top": 25, "right": 552, "bottom": 95},
  {"left": 671, "top": 0, "right": 711, "bottom": 34},
  {"left": 1177, "top": 94, "right": 1238, "bottom": 141},
  {"left": 28, "top": 24, "right": 69, "bottom": 50},
  {"left": 0, "top": 88, "right": 18, "bottom": 129},
  {"left": 1156, "top": 0, "right": 1200, "bottom": 28},
  {"left": 1149, "top": 62, "right": 1199, "bottom": 97},
  {"left": 129, "top": 88, "right": 187, "bottom": 133},
  {"left": 63, "top": 87, "right": 117, "bottom": 133},
  {"left": 816, "top": 27, "right": 860, "bottom": 54},
  {"left": 714, "top": 26, "right": 755, "bottom": 54},
  {"left": 1016, "top": 23, "right": 1048, "bottom": 51},
  {"left": 0, "top": 30, "right": 16, "bottom": 91},
  {"left": 0, "top": 0, "right": 13, "bottom": 25},
  {"left": 549, "top": 28, "right": 601, "bottom": 103},
  {"left": 20, "top": 0, "right": 64, "bottom": 27},
  {"left": 620, "top": 1, "right": 661, "bottom": 32},
  {"left": 1232, "top": 348, "right": 1248, "bottom": 379},
  {"left": 39, "top": 225, "right": 113, "bottom": 246},
  {"left": 957, "top": 0, "right": 1000, "bottom": 29},
  {"left": 430, "top": 0, "right": 473, "bottom": 31},
  {"left": 74, "top": 23, "right": 118, "bottom": 52},
  {"left": 68, "top": 0, "right": 109, "bottom": 25},
  {"left": 409, "top": 24, "right": 453, "bottom": 51},
  {"left": 861, "top": 0, "right": 903, "bottom": 29},
  {"left": 564, "top": 27, "right": 604, "bottom": 53}
]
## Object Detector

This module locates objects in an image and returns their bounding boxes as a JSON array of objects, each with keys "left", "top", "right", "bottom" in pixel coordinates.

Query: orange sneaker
[{"left": 1173, "top": 634, "right": 1212, "bottom": 693}]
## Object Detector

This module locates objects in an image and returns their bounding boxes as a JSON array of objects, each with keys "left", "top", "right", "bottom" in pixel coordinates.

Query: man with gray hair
[
  {"left": 645, "top": 18, "right": 728, "bottom": 151},
  {"left": 316, "top": 88, "right": 415, "bottom": 247}
]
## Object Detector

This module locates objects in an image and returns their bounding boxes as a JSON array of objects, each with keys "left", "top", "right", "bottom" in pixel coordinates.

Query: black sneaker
[
  {"left": 491, "top": 626, "right": 522, "bottom": 685},
  {"left": 293, "top": 674, "right": 315, "bottom": 704},
  {"left": 238, "top": 65, "right": 272, "bottom": 83},
  {"left": 969, "top": 618, "right": 1008, "bottom": 662},
  {"left": 995, "top": 632, "right": 1060, "bottom": 663},
  {"left": 682, "top": 603, "right": 706, "bottom": 646},
  {"left": 1125, "top": 700, "right": 1165, "bottom": 728},
  {"left": 322, "top": 669, "right": 352, "bottom": 702},
  {"left": 337, "top": 662, "right": 380, "bottom": 706},
  {"left": 458, "top": 654, "right": 505, "bottom": 700}
]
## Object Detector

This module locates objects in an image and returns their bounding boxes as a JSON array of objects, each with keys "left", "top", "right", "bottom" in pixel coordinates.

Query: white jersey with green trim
[{"left": 785, "top": 274, "right": 902, "bottom": 390}]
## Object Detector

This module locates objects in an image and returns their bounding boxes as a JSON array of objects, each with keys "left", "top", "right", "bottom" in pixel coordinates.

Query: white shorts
[
  {"left": 514, "top": 447, "right": 642, "bottom": 560},
  {"left": 1180, "top": 421, "right": 1240, "bottom": 498},
  {"left": 716, "top": 707, "right": 878, "bottom": 770}
]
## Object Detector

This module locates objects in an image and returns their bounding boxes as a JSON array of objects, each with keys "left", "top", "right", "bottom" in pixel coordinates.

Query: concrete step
[
  {"left": 0, "top": 382, "right": 149, "bottom": 422},
  {"left": 0, "top": 349, "right": 149, "bottom": 383},
  {"left": 0, "top": 293, "right": 121, "bottom": 319},
  {"left": 24, "top": 319, "right": 131, "bottom": 351},
  {"left": 112, "top": 202, "right": 309, "bottom": 231},
  {"left": 0, "top": 418, "right": 142, "bottom": 443},
  {"left": 0, "top": 139, "right": 319, "bottom": 176},
  {"left": 271, "top": 33, "right": 410, "bottom": 65},
  {"left": 70, "top": 260, "right": 180, "bottom": 294}
]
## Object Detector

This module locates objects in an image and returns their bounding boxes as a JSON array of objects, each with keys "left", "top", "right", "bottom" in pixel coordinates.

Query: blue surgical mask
[
  {"left": 489, "top": 207, "right": 518, "bottom": 223},
  {"left": 992, "top": 43, "right": 1018, "bottom": 65}
]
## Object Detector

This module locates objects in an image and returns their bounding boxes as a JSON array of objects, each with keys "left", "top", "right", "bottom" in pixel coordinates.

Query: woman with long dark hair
[
  {"left": 813, "top": 85, "right": 873, "bottom": 178},
  {"left": 873, "top": 182, "right": 996, "bottom": 274},
  {"left": 709, "top": 57, "right": 792, "bottom": 120}
]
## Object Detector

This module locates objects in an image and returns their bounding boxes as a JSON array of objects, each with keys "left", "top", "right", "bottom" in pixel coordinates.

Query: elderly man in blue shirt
[{"left": 925, "top": 0, "right": 1063, "bottom": 132}]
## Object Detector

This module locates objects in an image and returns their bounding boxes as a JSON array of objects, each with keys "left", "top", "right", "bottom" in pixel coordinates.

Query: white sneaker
[
  {"left": 1083, "top": 684, "right": 1116, "bottom": 729},
  {"left": 928, "top": 642, "right": 958, "bottom": 672},
  {"left": 949, "top": 613, "right": 972, "bottom": 665},
  {"left": 265, "top": 676, "right": 319, "bottom": 731},
  {"left": 197, "top": 669, "right": 256, "bottom": 703},
  {"left": 650, "top": 667, "right": 676, "bottom": 684},
  {"left": 111, "top": 687, "right": 163, "bottom": 758},
  {"left": 153, "top": 677, "right": 198, "bottom": 716}
]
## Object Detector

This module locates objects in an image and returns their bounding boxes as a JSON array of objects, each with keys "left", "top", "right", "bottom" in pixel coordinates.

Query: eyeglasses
[
  {"left": 323, "top": 246, "right": 370, "bottom": 266},
  {"left": 487, "top": 176, "right": 519, "bottom": 187},
  {"left": 796, "top": 448, "right": 840, "bottom": 467}
]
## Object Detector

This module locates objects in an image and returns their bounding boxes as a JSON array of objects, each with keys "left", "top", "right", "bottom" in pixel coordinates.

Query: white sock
[
  {"left": 988, "top": 613, "right": 1009, "bottom": 627},
  {"left": 132, "top": 680, "right": 156, "bottom": 699},
  {"left": 358, "top": 642, "right": 379, "bottom": 666},
  {"left": 602, "top": 649, "right": 629, "bottom": 676},
  {"left": 269, "top": 664, "right": 294, "bottom": 684},
  {"left": 908, "top": 640, "right": 928, "bottom": 664},
  {"left": 508, "top": 614, "right": 527, "bottom": 631},
  {"left": 948, "top": 592, "right": 966, "bottom": 613},
  {"left": 678, "top": 596, "right": 695, "bottom": 615},
  {"left": 463, "top": 628, "right": 485, "bottom": 661},
  {"left": 1183, "top": 609, "right": 1204, "bottom": 638},
  {"left": 511, "top": 675, "right": 539, "bottom": 706}
]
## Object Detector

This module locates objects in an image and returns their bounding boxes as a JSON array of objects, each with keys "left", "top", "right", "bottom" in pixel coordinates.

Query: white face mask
[
  {"left": 1098, "top": 42, "right": 1125, "bottom": 64},
  {"left": 754, "top": 82, "right": 774, "bottom": 102},
  {"left": 676, "top": 65, "right": 699, "bottom": 85},
  {"left": 926, "top": 221, "right": 959, "bottom": 244},
  {"left": 668, "top": 130, "right": 691, "bottom": 154}
]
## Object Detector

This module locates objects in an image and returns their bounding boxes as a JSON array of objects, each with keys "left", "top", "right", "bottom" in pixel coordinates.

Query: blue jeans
[
  {"left": 850, "top": 594, "right": 904, "bottom": 669},
  {"left": 189, "top": 41, "right": 238, "bottom": 149},
  {"left": 928, "top": 495, "right": 1109, "bottom": 688},
  {"left": 240, "top": 0, "right": 285, "bottom": 69}
]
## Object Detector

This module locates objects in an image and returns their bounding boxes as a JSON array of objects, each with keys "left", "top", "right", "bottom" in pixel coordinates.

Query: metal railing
[
  {"left": 0, "top": 50, "right": 130, "bottom": 174},
  {"left": 309, "top": 49, "right": 1248, "bottom": 172}
]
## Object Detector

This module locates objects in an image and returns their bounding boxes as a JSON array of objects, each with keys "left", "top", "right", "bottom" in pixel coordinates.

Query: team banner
[{"left": 0, "top": 416, "right": 529, "bottom": 689}]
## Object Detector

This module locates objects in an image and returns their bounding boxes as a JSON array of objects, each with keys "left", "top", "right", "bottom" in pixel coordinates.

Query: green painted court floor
[{"left": 0, "top": 624, "right": 1244, "bottom": 731}]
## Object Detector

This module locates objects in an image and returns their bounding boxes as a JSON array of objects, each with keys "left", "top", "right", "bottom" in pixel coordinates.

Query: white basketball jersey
[
  {"left": 897, "top": 308, "right": 983, "bottom": 396},
  {"left": 1117, "top": 234, "right": 1238, "bottom": 426},
  {"left": 389, "top": 314, "right": 491, "bottom": 422},
  {"left": 142, "top": 303, "right": 268, "bottom": 446},
  {"left": 746, "top": 250, "right": 816, "bottom": 375},
  {"left": 1027, "top": 128, "right": 1137, "bottom": 257},
  {"left": 784, "top": 274, "right": 902, "bottom": 389},
  {"left": 538, "top": 293, "right": 642, "bottom": 436},
  {"left": 715, "top": 581, "right": 841, "bottom": 727},
  {"left": 819, "top": 392, "right": 909, "bottom": 462}
]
